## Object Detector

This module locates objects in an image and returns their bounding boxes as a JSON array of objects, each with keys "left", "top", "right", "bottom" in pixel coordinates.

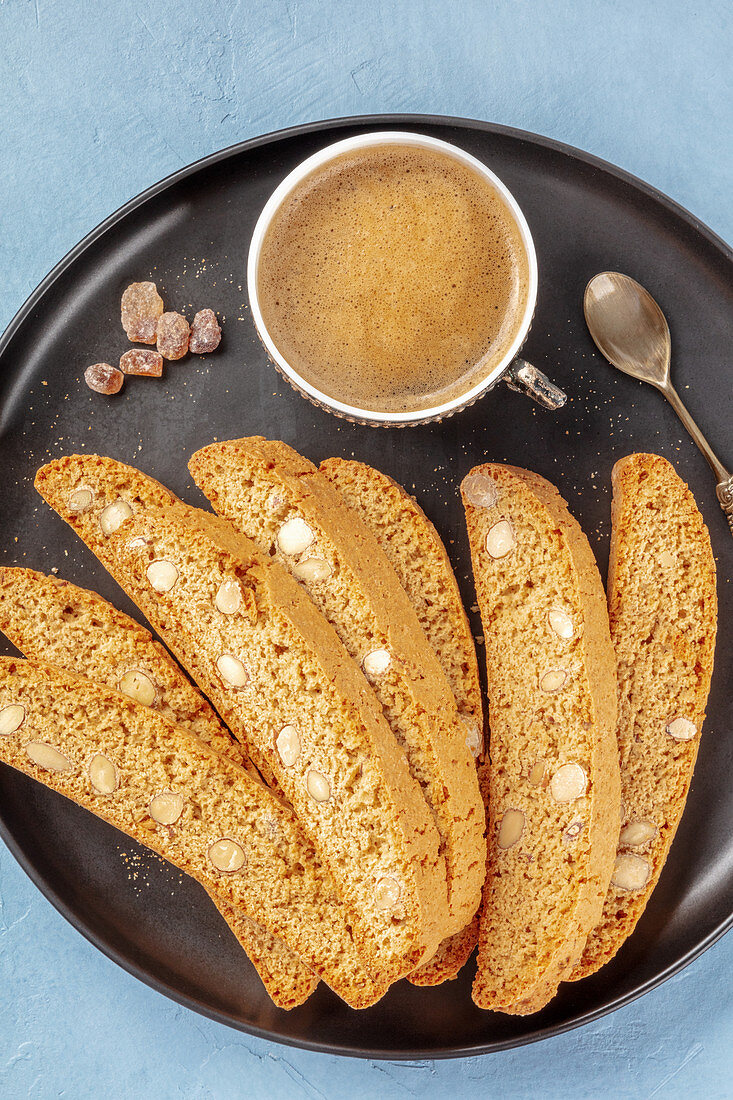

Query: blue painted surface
[{"left": 1, "top": 0, "right": 731, "bottom": 1096}]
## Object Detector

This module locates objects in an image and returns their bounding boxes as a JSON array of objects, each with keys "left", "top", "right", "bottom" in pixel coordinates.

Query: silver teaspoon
[{"left": 584, "top": 271, "right": 733, "bottom": 535}]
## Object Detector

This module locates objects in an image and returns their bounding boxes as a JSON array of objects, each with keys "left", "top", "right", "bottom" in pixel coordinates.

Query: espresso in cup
[{"left": 256, "top": 143, "right": 531, "bottom": 415}]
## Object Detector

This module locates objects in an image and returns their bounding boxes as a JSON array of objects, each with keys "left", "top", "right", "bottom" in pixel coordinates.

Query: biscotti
[
  {"left": 35, "top": 455, "right": 447, "bottom": 980},
  {"left": 572, "top": 454, "right": 717, "bottom": 979},
  {"left": 217, "top": 905, "right": 319, "bottom": 1010},
  {"left": 0, "top": 568, "right": 242, "bottom": 762},
  {"left": 319, "top": 458, "right": 484, "bottom": 753},
  {"left": 0, "top": 566, "right": 318, "bottom": 1009},
  {"left": 462, "top": 464, "right": 621, "bottom": 1014},
  {"left": 189, "top": 438, "right": 485, "bottom": 940},
  {"left": 319, "top": 457, "right": 484, "bottom": 986},
  {"left": 0, "top": 658, "right": 387, "bottom": 1008}
]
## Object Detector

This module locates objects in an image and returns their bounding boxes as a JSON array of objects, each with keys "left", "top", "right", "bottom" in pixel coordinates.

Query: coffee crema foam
[{"left": 257, "top": 144, "right": 530, "bottom": 413}]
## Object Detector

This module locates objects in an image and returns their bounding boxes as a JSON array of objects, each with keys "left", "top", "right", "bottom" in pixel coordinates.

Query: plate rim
[{"left": 0, "top": 112, "right": 730, "bottom": 1060}]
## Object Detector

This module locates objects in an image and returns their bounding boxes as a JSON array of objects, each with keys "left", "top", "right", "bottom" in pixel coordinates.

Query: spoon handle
[{"left": 664, "top": 384, "right": 733, "bottom": 535}]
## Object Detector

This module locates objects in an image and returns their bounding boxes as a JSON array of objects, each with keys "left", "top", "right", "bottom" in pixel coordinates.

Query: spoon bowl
[{"left": 584, "top": 272, "right": 671, "bottom": 388}]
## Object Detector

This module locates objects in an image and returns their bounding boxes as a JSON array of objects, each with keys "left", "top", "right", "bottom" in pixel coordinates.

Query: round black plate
[{"left": 0, "top": 115, "right": 731, "bottom": 1059}]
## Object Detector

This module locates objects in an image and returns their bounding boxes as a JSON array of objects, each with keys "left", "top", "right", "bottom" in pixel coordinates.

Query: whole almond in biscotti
[
  {"left": 34, "top": 454, "right": 447, "bottom": 984},
  {"left": 189, "top": 438, "right": 486, "bottom": 944},
  {"left": 319, "top": 457, "right": 485, "bottom": 987},
  {"left": 461, "top": 463, "right": 621, "bottom": 1015},
  {"left": 0, "top": 657, "right": 389, "bottom": 1009},
  {"left": 0, "top": 566, "right": 317, "bottom": 1009},
  {"left": 571, "top": 454, "right": 716, "bottom": 980}
]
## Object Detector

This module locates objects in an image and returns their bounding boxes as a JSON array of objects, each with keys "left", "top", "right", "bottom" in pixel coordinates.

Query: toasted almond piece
[
  {"left": 0, "top": 703, "right": 25, "bottom": 735},
  {"left": 276, "top": 517, "right": 314, "bottom": 556},
  {"left": 118, "top": 669, "right": 157, "bottom": 707},
  {"left": 68, "top": 487, "right": 94, "bottom": 513},
  {"left": 548, "top": 608, "right": 574, "bottom": 641},
  {"left": 208, "top": 837, "right": 246, "bottom": 873},
  {"left": 497, "top": 808, "right": 525, "bottom": 850},
  {"left": 527, "top": 760, "right": 546, "bottom": 787},
  {"left": 126, "top": 536, "right": 151, "bottom": 551},
  {"left": 275, "top": 724, "right": 301, "bottom": 767},
  {"left": 666, "top": 716, "right": 697, "bottom": 741},
  {"left": 549, "top": 763, "right": 587, "bottom": 802},
  {"left": 619, "top": 819, "right": 657, "bottom": 847},
  {"left": 562, "top": 819, "right": 584, "bottom": 844},
  {"left": 540, "top": 668, "right": 569, "bottom": 693},
  {"left": 611, "top": 852, "right": 651, "bottom": 891},
  {"left": 88, "top": 753, "right": 118, "bottom": 795},
  {"left": 292, "top": 557, "right": 332, "bottom": 584},
  {"left": 216, "top": 653, "right": 248, "bottom": 689},
  {"left": 149, "top": 790, "right": 184, "bottom": 825},
  {"left": 461, "top": 717, "right": 482, "bottom": 759},
  {"left": 306, "top": 768, "right": 331, "bottom": 802},
  {"left": 362, "top": 648, "right": 391, "bottom": 679},
  {"left": 461, "top": 472, "right": 499, "bottom": 510},
  {"left": 25, "top": 741, "right": 74, "bottom": 773},
  {"left": 215, "top": 579, "right": 242, "bottom": 615},
  {"left": 99, "top": 500, "right": 133, "bottom": 536},
  {"left": 374, "top": 876, "right": 401, "bottom": 910},
  {"left": 485, "top": 519, "right": 514, "bottom": 559},
  {"left": 146, "top": 559, "right": 179, "bottom": 594}
]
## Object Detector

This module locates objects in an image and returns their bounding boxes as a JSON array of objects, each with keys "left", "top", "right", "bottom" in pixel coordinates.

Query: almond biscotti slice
[
  {"left": 35, "top": 455, "right": 447, "bottom": 980},
  {"left": 571, "top": 454, "right": 717, "bottom": 980},
  {"left": 319, "top": 459, "right": 484, "bottom": 753},
  {"left": 462, "top": 464, "right": 621, "bottom": 1014},
  {"left": 189, "top": 438, "right": 485, "bottom": 940},
  {"left": 319, "top": 457, "right": 484, "bottom": 986},
  {"left": 0, "top": 658, "right": 387, "bottom": 1008},
  {"left": 0, "top": 566, "right": 318, "bottom": 1010},
  {"left": 0, "top": 568, "right": 242, "bottom": 762}
]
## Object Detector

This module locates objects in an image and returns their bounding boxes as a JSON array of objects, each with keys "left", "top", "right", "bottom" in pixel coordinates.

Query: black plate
[{"left": 0, "top": 115, "right": 731, "bottom": 1059}]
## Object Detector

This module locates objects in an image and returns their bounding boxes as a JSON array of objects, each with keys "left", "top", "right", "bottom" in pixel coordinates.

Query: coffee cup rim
[{"left": 247, "top": 130, "right": 539, "bottom": 425}]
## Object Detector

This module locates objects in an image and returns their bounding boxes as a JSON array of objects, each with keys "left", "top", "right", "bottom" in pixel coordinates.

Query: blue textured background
[{"left": 1, "top": 1, "right": 731, "bottom": 1096}]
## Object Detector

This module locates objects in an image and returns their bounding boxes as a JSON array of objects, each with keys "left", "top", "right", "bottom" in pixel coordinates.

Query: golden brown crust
[
  {"left": 189, "top": 438, "right": 485, "bottom": 940},
  {"left": 462, "top": 464, "right": 620, "bottom": 1014},
  {"left": 572, "top": 454, "right": 717, "bottom": 979},
  {"left": 35, "top": 454, "right": 446, "bottom": 982},
  {"left": 217, "top": 905, "right": 319, "bottom": 1009},
  {"left": 407, "top": 918, "right": 479, "bottom": 986},
  {"left": 0, "top": 658, "right": 387, "bottom": 1008},
  {"left": 319, "top": 457, "right": 484, "bottom": 986},
  {"left": 0, "top": 565, "right": 317, "bottom": 1009}
]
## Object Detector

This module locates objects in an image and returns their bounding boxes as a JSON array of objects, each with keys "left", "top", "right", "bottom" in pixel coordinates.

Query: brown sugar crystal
[
  {"left": 121, "top": 282, "right": 164, "bottom": 344},
  {"left": 156, "top": 312, "right": 190, "bottom": 360},
  {"left": 189, "top": 309, "right": 222, "bottom": 354},
  {"left": 120, "top": 349, "right": 164, "bottom": 377},
  {"left": 84, "top": 362, "right": 124, "bottom": 395}
]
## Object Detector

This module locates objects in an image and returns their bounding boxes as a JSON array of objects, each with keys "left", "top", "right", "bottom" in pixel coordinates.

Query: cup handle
[{"left": 503, "top": 359, "right": 567, "bottom": 410}]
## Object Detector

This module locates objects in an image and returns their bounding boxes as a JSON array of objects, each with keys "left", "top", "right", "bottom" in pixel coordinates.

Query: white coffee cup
[{"left": 247, "top": 131, "right": 565, "bottom": 426}]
